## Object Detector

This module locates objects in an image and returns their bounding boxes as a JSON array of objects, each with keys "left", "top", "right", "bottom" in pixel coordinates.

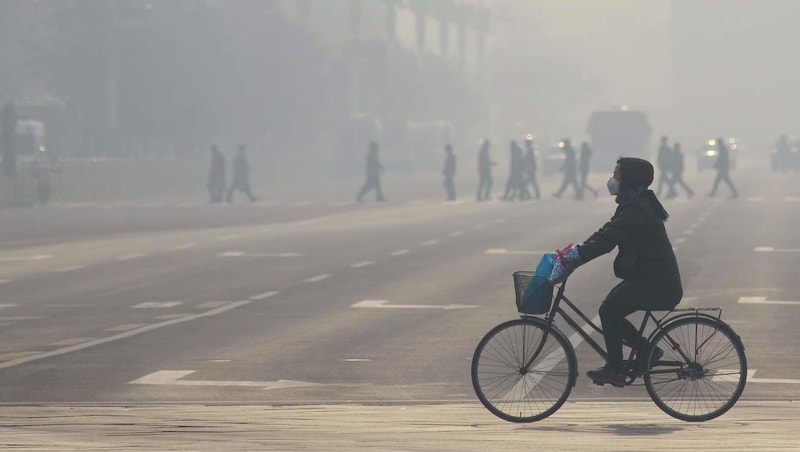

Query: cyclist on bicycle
[{"left": 549, "top": 157, "right": 683, "bottom": 387}]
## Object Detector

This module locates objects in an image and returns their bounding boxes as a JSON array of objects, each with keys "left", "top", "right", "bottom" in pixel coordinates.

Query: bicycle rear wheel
[
  {"left": 644, "top": 317, "right": 747, "bottom": 422},
  {"left": 471, "top": 318, "right": 576, "bottom": 422}
]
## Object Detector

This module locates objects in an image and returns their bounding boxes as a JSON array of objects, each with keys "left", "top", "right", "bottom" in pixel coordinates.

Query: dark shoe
[{"left": 586, "top": 366, "right": 626, "bottom": 388}]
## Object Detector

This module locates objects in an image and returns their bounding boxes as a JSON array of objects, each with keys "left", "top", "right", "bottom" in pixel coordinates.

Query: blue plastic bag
[{"left": 517, "top": 253, "right": 555, "bottom": 314}]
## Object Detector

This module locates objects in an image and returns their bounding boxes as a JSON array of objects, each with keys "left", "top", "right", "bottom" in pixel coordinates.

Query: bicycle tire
[
  {"left": 644, "top": 316, "right": 747, "bottom": 422},
  {"left": 471, "top": 318, "right": 577, "bottom": 422}
]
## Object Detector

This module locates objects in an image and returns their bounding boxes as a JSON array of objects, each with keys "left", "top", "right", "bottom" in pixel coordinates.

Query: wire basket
[{"left": 513, "top": 271, "right": 554, "bottom": 315}]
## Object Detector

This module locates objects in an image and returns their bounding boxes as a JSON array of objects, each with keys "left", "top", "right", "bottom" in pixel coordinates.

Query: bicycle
[{"left": 471, "top": 271, "right": 747, "bottom": 423}]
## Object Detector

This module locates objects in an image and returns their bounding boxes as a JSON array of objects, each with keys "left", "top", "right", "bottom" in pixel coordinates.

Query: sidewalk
[{"left": 0, "top": 401, "right": 795, "bottom": 451}]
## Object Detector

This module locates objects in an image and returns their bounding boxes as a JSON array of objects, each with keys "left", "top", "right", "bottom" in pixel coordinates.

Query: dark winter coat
[{"left": 578, "top": 191, "right": 683, "bottom": 309}]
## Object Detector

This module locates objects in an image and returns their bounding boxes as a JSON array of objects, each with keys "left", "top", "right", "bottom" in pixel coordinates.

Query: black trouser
[
  {"left": 444, "top": 176, "right": 455, "bottom": 200},
  {"left": 599, "top": 279, "right": 681, "bottom": 371},
  {"left": 672, "top": 171, "right": 694, "bottom": 197},
  {"left": 580, "top": 172, "right": 597, "bottom": 198},
  {"left": 477, "top": 174, "right": 491, "bottom": 200},
  {"left": 554, "top": 173, "right": 580, "bottom": 198},
  {"left": 656, "top": 169, "right": 675, "bottom": 197},
  {"left": 227, "top": 179, "right": 256, "bottom": 202},
  {"left": 357, "top": 176, "right": 384, "bottom": 201},
  {"left": 709, "top": 170, "right": 738, "bottom": 197}
]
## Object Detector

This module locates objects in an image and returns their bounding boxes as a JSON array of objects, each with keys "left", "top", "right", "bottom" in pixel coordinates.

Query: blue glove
[{"left": 549, "top": 243, "right": 584, "bottom": 284}]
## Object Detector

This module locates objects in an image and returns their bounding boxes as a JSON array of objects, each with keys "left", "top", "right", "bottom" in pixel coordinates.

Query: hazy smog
[{"left": 0, "top": 1, "right": 799, "bottom": 448}]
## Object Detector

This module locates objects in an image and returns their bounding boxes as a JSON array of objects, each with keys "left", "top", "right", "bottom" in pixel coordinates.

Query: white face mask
[{"left": 607, "top": 177, "right": 620, "bottom": 195}]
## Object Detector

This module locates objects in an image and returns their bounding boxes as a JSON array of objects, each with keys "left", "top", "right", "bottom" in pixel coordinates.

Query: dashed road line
[
  {"left": 218, "top": 234, "right": 240, "bottom": 241},
  {"left": 390, "top": 249, "right": 410, "bottom": 256},
  {"left": 0, "top": 279, "right": 10, "bottom": 285},
  {"left": 304, "top": 274, "right": 331, "bottom": 283},
  {"left": 0, "top": 300, "right": 252, "bottom": 370},
  {"left": 53, "top": 265, "right": 86, "bottom": 273},
  {"left": 105, "top": 324, "right": 148, "bottom": 332},
  {"left": 249, "top": 291, "right": 279, "bottom": 300},
  {"left": 117, "top": 253, "right": 145, "bottom": 261},
  {"left": 351, "top": 261, "right": 375, "bottom": 268},
  {"left": 48, "top": 337, "right": 95, "bottom": 347},
  {"left": 674, "top": 238, "right": 687, "bottom": 244},
  {"left": 450, "top": 230, "right": 465, "bottom": 237},
  {"left": 473, "top": 224, "right": 486, "bottom": 230},
  {"left": 171, "top": 243, "right": 197, "bottom": 251},
  {"left": 422, "top": 240, "right": 439, "bottom": 246},
  {"left": 132, "top": 302, "right": 181, "bottom": 309}
]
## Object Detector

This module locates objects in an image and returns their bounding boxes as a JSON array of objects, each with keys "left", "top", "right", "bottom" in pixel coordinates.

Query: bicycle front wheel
[
  {"left": 471, "top": 318, "right": 577, "bottom": 423},
  {"left": 644, "top": 317, "right": 747, "bottom": 422}
]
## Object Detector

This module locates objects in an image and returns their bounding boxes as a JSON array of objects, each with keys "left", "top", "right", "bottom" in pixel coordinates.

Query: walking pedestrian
[
  {"left": 476, "top": 139, "right": 495, "bottom": 201},
  {"left": 579, "top": 141, "right": 598, "bottom": 199},
  {"left": 207, "top": 145, "right": 226, "bottom": 203},
  {"left": 523, "top": 136, "right": 541, "bottom": 200},
  {"left": 670, "top": 142, "right": 694, "bottom": 198},
  {"left": 708, "top": 137, "right": 738, "bottom": 198},
  {"left": 656, "top": 136, "right": 676, "bottom": 198},
  {"left": 356, "top": 141, "right": 386, "bottom": 202},
  {"left": 226, "top": 144, "right": 257, "bottom": 203},
  {"left": 443, "top": 144, "right": 457, "bottom": 201},
  {"left": 554, "top": 139, "right": 581, "bottom": 199},
  {"left": 502, "top": 140, "right": 524, "bottom": 201}
]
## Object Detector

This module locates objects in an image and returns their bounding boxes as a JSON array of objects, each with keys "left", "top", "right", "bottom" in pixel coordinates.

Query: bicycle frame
[{"left": 522, "top": 279, "right": 725, "bottom": 374}]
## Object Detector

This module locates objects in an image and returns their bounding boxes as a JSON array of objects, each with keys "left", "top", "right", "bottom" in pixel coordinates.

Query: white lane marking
[
  {"left": 683, "top": 229, "right": 694, "bottom": 235},
  {"left": 132, "top": 302, "right": 182, "bottom": 309},
  {"left": 128, "top": 370, "right": 318, "bottom": 390},
  {"left": 305, "top": 274, "right": 331, "bottom": 283},
  {"left": 0, "top": 279, "right": 9, "bottom": 285},
  {"left": 210, "top": 359, "right": 232, "bottom": 363},
  {"left": 690, "top": 222, "right": 699, "bottom": 228},
  {"left": 786, "top": 196, "right": 800, "bottom": 203},
  {"left": 328, "top": 201, "right": 353, "bottom": 207},
  {"left": 747, "top": 196, "right": 764, "bottom": 202},
  {"left": 117, "top": 253, "right": 145, "bottom": 261},
  {"left": 0, "top": 316, "right": 41, "bottom": 320},
  {"left": 0, "top": 300, "right": 252, "bottom": 370},
  {"left": 46, "top": 304, "right": 96, "bottom": 308},
  {"left": 196, "top": 301, "right": 228, "bottom": 309},
  {"left": 485, "top": 248, "right": 548, "bottom": 255},
  {"left": 697, "top": 217, "right": 706, "bottom": 223},
  {"left": 501, "top": 316, "right": 600, "bottom": 401},
  {"left": 407, "top": 200, "right": 426, "bottom": 205},
  {"left": 105, "top": 324, "right": 148, "bottom": 332},
  {"left": 422, "top": 239, "right": 439, "bottom": 246},
  {"left": 351, "top": 261, "right": 375, "bottom": 268},
  {"left": 473, "top": 224, "right": 486, "bottom": 230},
  {"left": 341, "top": 358, "right": 371, "bottom": 362},
  {"left": 0, "top": 304, "right": 16, "bottom": 310},
  {"left": 53, "top": 265, "right": 86, "bottom": 273},
  {"left": 713, "top": 369, "right": 800, "bottom": 384},
  {"left": 351, "top": 299, "right": 478, "bottom": 310},
  {"left": 218, "top": 234, "right": 239, "bottom": 241},
  {"left": 48, "top": 337, "right": 95, "bottom": 347},
  {"left": 0, "top": 254, "right": 53, "bottom": 263},
  {"left": 288, "top": 201, "right": 314, "bottom": 207},
  {"left": 249, "top": 291, "right": 279, "bottom": 301},
  {"left": 754, "top": 246, "right": 800, "bottom": 253},
  {"left": 218, "top": 251, "right": 303, "bottom": 258},
  {"left": 390, "top": 249, "right": 410, "bottom": 256},
  {"left": 739, "top": 296, "right": 800, "bottom": 305},
  {"left": 171, "top": 243, "right": 197, "bottom": 251},
  {"left": 673, "top": 238, "right": 687, "bottom": 244},
  {"left": 450, "top": 230, "right": 465, "bottom": 237},
  {"left": 494, "top": 218, "right": 507, "bottom": 224}
]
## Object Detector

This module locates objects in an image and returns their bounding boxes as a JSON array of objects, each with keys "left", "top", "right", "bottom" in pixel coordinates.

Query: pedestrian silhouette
[
  {"left": 656, "top": 136, "right": 676, "bottom": 198},
  {"left": 226, "top": 144, "right": 257, "bottom": 203},
  {"left": 207, "top": 145, "right": 226, "bottom": 203},
  {"left": 502, "top": 140, "right": 525, "bottom": 201},
  {"left": 708, "top": 137, "right": 738, "bottom": 198},
  {"left": 775, "top": 134, "right": 790, "bottom": 172},
  {"left": 356, "top": 141, "right": 386, "bottom": 202},
  {"left": 476, "top": 139, "right": 495, "bottom": 201},
  {"left": 443, "top": 144, "right": 456, "bottom": 201},
  {"left": 554, "top": 139, "right": 581, "bottom": 199},
  {"left": 523, "top": 137, "right": 541, "bottom": 199},
  {"left": 670, "top": 142, "right": 694, "bottom": 198},
  {"left": 579, "top": 141, "right": 598, "bottom": 199},
  {"left": 1, "top": 102, "right": 17, "bottom": 178}
]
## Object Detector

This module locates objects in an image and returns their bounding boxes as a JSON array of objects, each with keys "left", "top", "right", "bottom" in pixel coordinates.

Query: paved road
[{"left": 0, "top": 163, "right": 798, "bottom": 448}]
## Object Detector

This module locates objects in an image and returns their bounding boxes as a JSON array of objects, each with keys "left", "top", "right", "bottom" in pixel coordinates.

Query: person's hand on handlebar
[{"left": 549, "top": 243, "right": 584, "bottom": 284}]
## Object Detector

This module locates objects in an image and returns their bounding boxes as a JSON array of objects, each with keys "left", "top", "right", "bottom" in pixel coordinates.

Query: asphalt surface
[{"left": 0, "top": 160, "right": 798, "bottom": 449}]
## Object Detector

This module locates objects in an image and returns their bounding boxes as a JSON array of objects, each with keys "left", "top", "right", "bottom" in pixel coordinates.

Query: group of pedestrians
[
  {"left": 499, "top": 138, "right": 541, "bottom": 201},
  {"left": 350, "top": 132, "right": 740, "bottom": 205},
  {"left": 553, "top": 139, "right": 597, "bottom": 200},
  {"left": 207, "top": 144, "right": 258, "bottom": 204}
]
